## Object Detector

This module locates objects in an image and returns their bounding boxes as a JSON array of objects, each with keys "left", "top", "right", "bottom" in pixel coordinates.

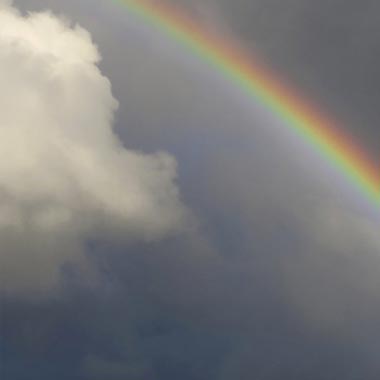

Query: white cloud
[{"left": 0, "top": 2, "right": 187, "bottom": 295}]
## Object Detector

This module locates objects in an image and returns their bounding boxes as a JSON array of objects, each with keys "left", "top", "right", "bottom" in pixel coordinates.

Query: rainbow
[{"left": 114, "top": 0, "right": 380, "bottom": 206}]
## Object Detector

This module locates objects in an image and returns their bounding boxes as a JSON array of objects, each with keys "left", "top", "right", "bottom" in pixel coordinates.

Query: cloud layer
[
  {"left": 0, "top": 2, "right": 187, "bottom": 294},
  {"left": 2, "top": 1, "right": 380, "bottom": 379}
]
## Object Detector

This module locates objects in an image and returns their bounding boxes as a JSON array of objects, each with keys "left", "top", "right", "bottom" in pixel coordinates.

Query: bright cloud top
[{"left": 0, "top": 2, "right": 187, "bottom": 294}]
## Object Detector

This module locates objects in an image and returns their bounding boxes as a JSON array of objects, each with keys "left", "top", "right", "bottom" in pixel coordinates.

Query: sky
[{"left": 1, "top": 0, "right": 380, "bottom": 379}]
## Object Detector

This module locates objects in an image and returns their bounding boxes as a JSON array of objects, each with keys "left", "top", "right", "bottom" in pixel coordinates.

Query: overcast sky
[{"left": 1, "top": 1, "right": 380, "bottom": 379}]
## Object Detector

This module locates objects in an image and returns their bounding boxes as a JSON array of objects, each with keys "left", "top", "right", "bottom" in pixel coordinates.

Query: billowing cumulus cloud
[{"left": 0, "top": 2, "right": 187, "bottom": 294}]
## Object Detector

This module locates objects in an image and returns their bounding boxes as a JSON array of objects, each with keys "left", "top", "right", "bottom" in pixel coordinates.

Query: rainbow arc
[{"left": 114, "top": 0, "right": 380, "bottom": 206}]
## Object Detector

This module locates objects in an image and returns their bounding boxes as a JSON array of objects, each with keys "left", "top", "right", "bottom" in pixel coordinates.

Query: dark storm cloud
[{"left": 3, "top": 1, "right": 380, "bottom": 379}]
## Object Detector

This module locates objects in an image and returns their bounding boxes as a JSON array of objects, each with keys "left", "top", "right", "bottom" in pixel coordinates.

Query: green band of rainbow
[{"left": 113, "top": 0, "right": 380, "bottom": 207}]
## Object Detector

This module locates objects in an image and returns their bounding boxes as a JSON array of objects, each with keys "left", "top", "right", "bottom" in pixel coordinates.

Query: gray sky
[
  {"left": 169, "top": 0, "right": 380, "bottom": 158},
  {"left": 2, "top": 1, "right": 380, "bottom": 379}
]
